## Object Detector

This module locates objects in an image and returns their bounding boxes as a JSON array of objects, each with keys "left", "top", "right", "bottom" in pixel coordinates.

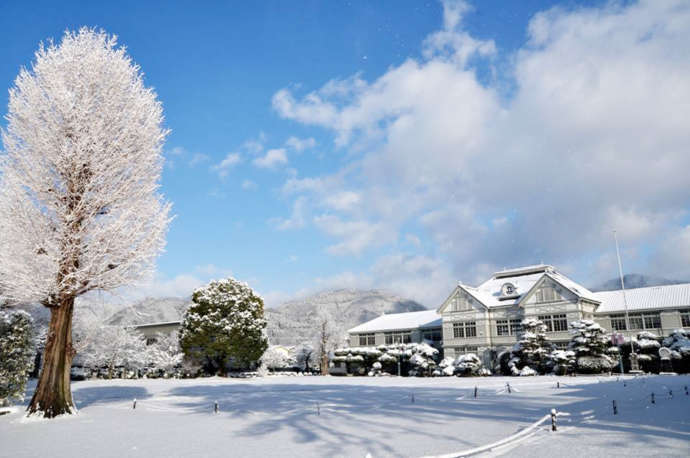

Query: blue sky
[{"left": 1, "top": 0, "right": 689, "bottom": 307}]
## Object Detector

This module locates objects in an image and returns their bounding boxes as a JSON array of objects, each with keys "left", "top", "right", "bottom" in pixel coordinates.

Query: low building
[
  {"left": 347, "top": 309, "right": 443, "bottom": 349},
  {"left": 347, "top": 264, "right": 690, "bottom": 364},
  {"left": 133, "top": 320, "right": 181, "bottom": 344}
]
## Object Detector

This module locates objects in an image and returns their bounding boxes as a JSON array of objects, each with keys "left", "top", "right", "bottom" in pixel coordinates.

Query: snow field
[{"left": 0, "top": 375, "right": 688, "bottom": 458}]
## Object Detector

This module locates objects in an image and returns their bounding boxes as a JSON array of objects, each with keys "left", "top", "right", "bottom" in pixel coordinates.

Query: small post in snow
[
  {"left": 612, "top": 400, "right": 618, "bottom": 415},
  {"left": 556, "top": 381, "right": 560, "bottom": 389},
  {"left": 550, "top": 409, "right": 557, "bottom": 432},
  {"left": 411, "top": 393, "right": 415, "bottom": 404},
  {"left": 316, "top": 402, "right": 320, "bottom": 416},
  {"left": 669, "top": 389, "right": 673, "bottom": 399},
  {"left": 507, "top": 382, "right": 511, "bottom": 394},
  {"left": 214, "top": 400, "right": 219, "bottom": 414},
  {"left": 651, "top": 393, "right": 655, "bottom": 405},
  {"left": 133, "top": 398, "right": 137, "bottom": 410},
  {"left": 474, "top": 386, "right": 478, "bottom": 398},
  {"left": 685, "top": 386, "right": 688, "bottom": 396}
]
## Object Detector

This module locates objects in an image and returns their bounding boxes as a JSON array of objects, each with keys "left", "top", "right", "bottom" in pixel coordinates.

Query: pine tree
[
  {"left": 568, "top": 320, "right": 614, "bottom": 373},
  {"left": 509, "top": 318, "right": 553, "bottom": 374},
  {"left": 179, "top": 278, "right": 268, "bottom": 375},
  {"left": 0, "top": 310, "right": 35, "bottom": 406}
]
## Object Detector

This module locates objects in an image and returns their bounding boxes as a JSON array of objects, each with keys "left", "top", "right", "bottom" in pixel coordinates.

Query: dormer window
[{"left": 501, "top": 282, "right": 517, "bottom": 297}]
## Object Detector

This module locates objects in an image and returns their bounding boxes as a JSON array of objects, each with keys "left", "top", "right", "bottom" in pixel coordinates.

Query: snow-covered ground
[{"left": 1, "top": 375, "right": 688, "bottom": 457}]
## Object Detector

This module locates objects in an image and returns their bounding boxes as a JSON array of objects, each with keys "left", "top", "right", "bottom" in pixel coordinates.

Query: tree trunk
[{"left": 27, "top": 297, "right": 76, "bottom": 418}]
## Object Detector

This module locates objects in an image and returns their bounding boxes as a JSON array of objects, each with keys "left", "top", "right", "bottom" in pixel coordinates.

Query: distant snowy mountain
[
  {"left": 591, "top": 274, "right": 687, "bottom": 292},
  {"left": 265, "top": 289, "right": 428, "bottom": 346}
]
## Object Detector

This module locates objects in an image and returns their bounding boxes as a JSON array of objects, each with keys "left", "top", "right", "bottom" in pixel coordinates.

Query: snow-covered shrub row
[
  {"left": 257, "top": 343, "right": 319, "bottom": 374},
  {"left": 332, "top": 343, "right": 439, "bottom": 376},
  {"left": 76, "top": 328, "right": 185, "bottom": 379},
  {"left": 0, "top": 310, "right": 35, "bottom": 406}
]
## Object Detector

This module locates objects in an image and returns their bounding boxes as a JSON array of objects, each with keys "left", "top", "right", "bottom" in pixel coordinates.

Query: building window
[
  {"left": 535, "top": 286, "right": 559, "bottom": 303},
  {"left": 384, "top": 332, "right": 411, "bottom": 345},
  {"left": 455, "top": 346, "right": 478, "bottom": 355},
  {"left": 538, "top": 315, "right": 552, "bottom": 332},
  {"left": 359, "top": 333, "right": 375, "bottom": 346},
  {"left": 423, "top": 328, "right": 442, "bottom": 342},
  {"left": 538, "top": 314, "right": 568, "bottom": 333},
  {"left": 496, "top": 319, "right": 521, "bottom": 336},
  {"left": 553, "top": 342, "right": 568, "bottom": 350},
  {"left": 453, "top": 321, "right": 476, "bottom": 339},
  {"left": 509, "top": 319, "right": 522, "bottom": 335},
  {"left": 610, "top": 314, "right": 627, "bottom": 331},
  {"left": 681, "top": 310, "right": 690, "bottom": 327},
  {"left": 553, "top": 314, "right": 568, "bottom": 332},
  {"left": 627, "top": 312, "right": 661, "bottom": 330}
]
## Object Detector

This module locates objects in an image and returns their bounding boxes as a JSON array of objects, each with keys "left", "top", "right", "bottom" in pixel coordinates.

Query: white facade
[{"left": 347, "top": 265, "right": 690, "bottom": 361}]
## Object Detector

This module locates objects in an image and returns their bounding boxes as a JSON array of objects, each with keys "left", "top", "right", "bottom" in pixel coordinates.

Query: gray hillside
[{"left": 265, "top": 289, "right": 428, "bottom": 346}]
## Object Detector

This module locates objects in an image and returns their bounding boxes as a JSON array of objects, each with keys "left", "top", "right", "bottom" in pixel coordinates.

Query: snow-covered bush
[
  {"left": 332, "top": 342, "right": 440, "bottom": 376},
  {"left": 662, "top": 329, "right": 690, "bottom": 373},
  {"left": 80, "top": 325, "right": 148, "bottom": 378},
  {"left": 508, "top": 318, "right": 553, "bottom": 375},
  {"left": 147, "top": 332, "right": 184, "bottom": 377},
  {"left": 0, "top": 310, "right": 35, "bottom": 405},
  {"left": 180, "top": 278, "right": 268, "bottom": 375},
  {"left": 547, "top": 349, "right": 575, "bottom": 375},
  {"left": 294, "top": 342, "right": 318, "bottom": 372},
  {"left": 635, "top": 332, "right": 661, "bottom": 373},
  {"left": 261, "top": 346, "right": 295, "bottom": 371},
  {"left": 567, "top": 320, "right": 614, "bottom": 373}
]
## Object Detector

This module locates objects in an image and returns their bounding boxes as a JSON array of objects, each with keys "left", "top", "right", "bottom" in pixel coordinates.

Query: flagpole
[{"left": 613, "top": 230, "right": 638, "bottom": 372}]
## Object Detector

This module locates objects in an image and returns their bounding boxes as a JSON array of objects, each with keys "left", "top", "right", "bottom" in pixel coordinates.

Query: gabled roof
[
  {"left": 347, "top": 310, "right": 441, "bottom": 334},
  {"left": 444, "top": 265, "right": 598, "bottom": 310},
  {"left": 594, "top": 283, "right": 690, "bottom": 313}
]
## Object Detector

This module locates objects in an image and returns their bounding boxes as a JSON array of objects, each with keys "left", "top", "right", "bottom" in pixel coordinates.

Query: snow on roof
[
  {"left": 594, "top": 283, "right": 690, "bottom": 313},
  {"left": 456, "top": 265, "right": 598, "bottom": 308},
  {"left": 473, "top": 271, "right": 546, "bottom": 307},
  {"left": 347, "top": 310, "right": 441, "bottom": 334},
  {"left": 133, "top": 320, "right": 182, "bottom": 328}
]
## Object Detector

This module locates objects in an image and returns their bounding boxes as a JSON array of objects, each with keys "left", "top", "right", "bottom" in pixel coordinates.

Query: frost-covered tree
[
  {"left": 0, "top": 310, "right": 35, "bottom": 405},
  {"left": 179, "top": 278, "right": 268, "bottom": 375},
  {"left": 260, "top": 345, "right": 294, "bottom": 371},
  {"left": 147, "top": 332, "right": 184, "bottom": 376},
  {"left": 568, "top": 320, "right": 615, "bottom": 373},
  {"left": 294, "top": 342, "right": 317, "bottom": 372},
  {"left": 0, "top": 29, "right": 170, "bottom": 417},
  {"left": 509, "top": 318, "right": 553, "bottom": 375},
  {"left": 81, "top": 325, "right": 148, "bottom": 378}
]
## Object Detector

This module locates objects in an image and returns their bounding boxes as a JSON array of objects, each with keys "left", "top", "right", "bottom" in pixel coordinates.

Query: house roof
[
  {"left": 133, "top": 320, "right": 182, "bottom": 329},
  {"left": 347, "top": 309, "right": 442, "bottom": 334},
  {"left": 459, "top": 265, "right": 598, "bottom": 309},
  {"left": 594, "top": 283, "right": 690, "bottom": 313}
]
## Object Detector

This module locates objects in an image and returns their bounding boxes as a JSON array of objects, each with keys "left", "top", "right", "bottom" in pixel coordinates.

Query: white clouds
[
  {"left": 189, "top": 152, "right": 210, "bottom": 166},
  {"left": 285, "top": 136, "right": 316, "bottom": 152},
  {"left": 241, "top": 179, "right": 257, "bottom": 190},
  {"left": 273, "top": 196, "right": 308, "bottom": 230},
  {"left": 313, "top": 214, "right": 393, "bottom": 256},
  {"left": 270, "top": 0, "right": 690, "bottom": 285},
  {"left": 253, "top": 148, "right": 288, "bottom": 169},
  {"left": 212, "top": 152, "right": 241, "bottom": 177}
]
